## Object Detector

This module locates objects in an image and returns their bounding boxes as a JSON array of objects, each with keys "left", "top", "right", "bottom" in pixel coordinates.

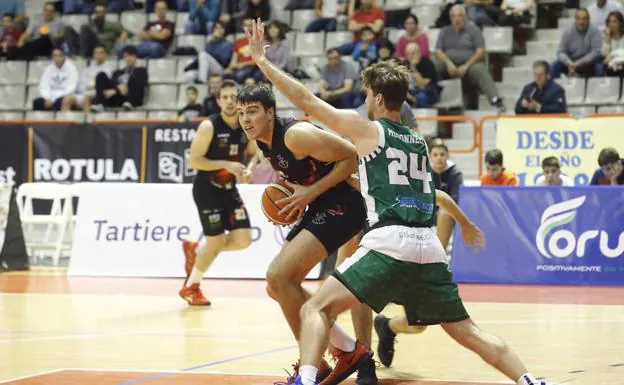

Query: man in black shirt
[
  {"left": 404, "top": 42, "right": 440, "bottom": 108},
  {"left": 93, "top": 45, "right": 148, "bottom": 110}
]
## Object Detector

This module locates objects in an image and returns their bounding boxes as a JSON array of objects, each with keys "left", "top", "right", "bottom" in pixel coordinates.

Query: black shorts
[
  {"left": 286, "top": 187, "right": 366, "bottom": 255},
  {"left": 192, "top": 180, "right": 251, "bottom": 236}
]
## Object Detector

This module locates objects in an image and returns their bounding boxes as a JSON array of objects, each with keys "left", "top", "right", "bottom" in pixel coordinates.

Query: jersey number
[
  {"left": 229, "top": 144, "right": 239, "bottom": 156},
  {"left": 386, "top": 147, "right": 431, "bottom": 193}
]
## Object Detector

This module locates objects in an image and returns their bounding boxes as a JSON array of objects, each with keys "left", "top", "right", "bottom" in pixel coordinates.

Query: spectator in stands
[
  {"left": 201, "top": 73, "right": 223, "bottom": 115},
  {"left": 265, "top": 21, "right": 291, "bottom": 71},
  {"left": 145, "top": 0, "right": 183, "bottom": 13},
  {"left": 76, "top": 45, "right": 113, "bottom": 113},
  {"left": 244, "top": 0, "right": 271, "bottom": 21},
  {"left": 375, "top": 38, "right": 395, "bottom": 63},
  {"left": 16, "top": 2, "right": 66, "bottom": 61},
  {"left": 429, "top": 138, "right": 463, "bottom": 249},
  {"left": 405, "top": 42, "right": 440, "bottom": 108},
  {"left": 65, "top": 0, "right": 133, "bottom": 14},
  {"left": 464, "top": 0, "right": 499, "bottom": 28},
  {"left": 184, "top": 21, "right": 232, "bottom": 84},
  {"left": 396, "top": 14, "right": 430, "bottom": 60},
  {"left": 480, "top": 148, "right": 519, "bottom": 185},
  {"left": 498, "top": 0, "right": 533, "bottom": 26},
  {"left": 130, "top": 0, "right": 175, "bottom": 58},
  {"left": 244, "top": 76, "right": 257, "bottom": 86},
  {"left": 515, "top": 61, "right": 567, "bottom": 114},
  {"left": 602, "top": 11, "right": 624, "bottom": 76},
  {"left": 0, "top": 13, "right": 23, "bottom": 59},
  {"left": 589, "top": 0, "right": 624, "bottom": 30},
  {"left": 352, "top": 26, "right": 377, "bottom": 69},
  {"left": 79, "top": 1, "right": 128, "bottom": 58},
  {"left": 590, "top": 147, "right": 624, "bottom": 185},
  {"left": 551, "top": 8, "right": 603, "bottom": 78},
  {"left": 33, "top": 48, "right": 79, "bottom": 112},
  {"left": 339, "top": 0, "right": 385, "bottom": 54},
  {"left": 94, "top": 45, "right": 148, "bottom": 110},
  {"left": 434, "top": 5, "right": 504, "bottom": 110},
  {"left": 305, "top": 0, "right": 349, "bottom": 32},
  {"left": 285, "top": 0, "right": 317, "bottom": 10},
  {"left": 0, "top": 1, "right": 25, "bottom": 29},
  {"left": 317, "top": 48, "right": 357, "bottom": 109},
  {"left": 185, "top": 0, "right": 220, "bottom": 35},
  {"left": 219, "top": 0, "right": 246, "bottom": 34},
  {"left": 224, "top": 18, "right": 261, "bottom": 83},
  {"left": 178, "top": 86, "right": 203, "bottom": 121},
  {"left": 535, "top": 157, "right": 574, "bottom": 186}
]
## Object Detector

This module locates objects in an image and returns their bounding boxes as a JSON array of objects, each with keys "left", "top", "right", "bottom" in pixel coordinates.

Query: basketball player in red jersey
[
  {"left": 179, "top": 79, "right": 256, "bottom": 306},
  {"left": 236, "top": 84, "right": 373, "bottom": 385}
]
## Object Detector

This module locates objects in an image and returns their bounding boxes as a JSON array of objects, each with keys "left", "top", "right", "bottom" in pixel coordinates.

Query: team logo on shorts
[
  {"left": 208, "top": 214, "right": 221, "bottom": 224},
  {"left": 277, "top": 155, "right": 289, "bottom": 169},
  {"left": 312, "top": 212, "right": 327, "bottom": 225}
]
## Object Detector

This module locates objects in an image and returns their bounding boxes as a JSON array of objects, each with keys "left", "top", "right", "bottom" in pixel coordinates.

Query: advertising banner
[
  {"left": 69, "top": 183, "right": 321, "bottom": 279},
  {"left": 144, "top": 123, "right": 197, "bottom": 183},
  {"left": 31, "top": 123, "right": 143, "bottom": 183},
  {"left": 0, "top": 124, "right": 27, "bottom": 187},
  {"left": 452, "top": 186, "right": 624, "bottom": 285},
  {"left": 496, "top": 117, "right": 624, "bottom": 186}
]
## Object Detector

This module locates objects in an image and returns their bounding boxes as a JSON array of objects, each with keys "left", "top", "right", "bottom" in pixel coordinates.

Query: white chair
[
  {"left": 294, "top": 32, "right": 325, "bottom": 56},
  {"left": 483, "top": 27, "right": 513, "bottom": 54},
  {"left": 526, "top": 40, "right": 558, "bottom": 57},
  {"left": 175, "top": 35, "right": 205, "bottom": 54},
  {"left": 0, "top": 86, "right": 26, "bottom": 110},
  {"left": 117, "top": 111, "right": 147, "bottom": 119},
  {"left": 503, "top": 66, "right": 532, "bottom": 85},
  {"left": 411, "top": 5, "right": 441, "bottom": 28},
  {"left": 436, "top": 78, "right": 463, "bottom": 109},
  {"left": 145, "top": 84, "right": 178, "bottom": 109},
  {"left": 385, "top": 0, "right": 414, "bottom": 10},
  {"left": 16, "top": 183, "right": 72, "bottom": 265},
  {"left": 292, "top": 10, "right": 318, "bottom": 31},
  {"left": 325, "top": 31, "right": 354, "bottom": 50},
  {"left": 412, "top": 108, "right": 438, "bottom": 137},
  {"left": 147, "top": 59, "right": 177, "bottom": 83},
  {"left": 554, "top": 77, "right": 586, "bottom": 105},
  {"left": 426, "top": 28, "right": 440, "bottom": 52},
  {"left": 0, "top": 62, "right": 27, "bottom": 85},
  {"left": 27, "top": 60, "right": 48, "bottom": 85},
  {"left": 121, "top": 12, "right": 148, "bottom": 35},
  {"left": 585, "top": 77, "right": 621, "bottom": 105}
]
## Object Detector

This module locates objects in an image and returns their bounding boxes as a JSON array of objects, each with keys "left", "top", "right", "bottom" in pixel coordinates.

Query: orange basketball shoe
[
  {"left": 179, "top": 283, "right": 211, "bottom": 306},
  {"left": 319, "top": 341, "right": 373, "bottom": 385},
  {"left": 182, "top": 239, "right": 199, "bottom": 277}
]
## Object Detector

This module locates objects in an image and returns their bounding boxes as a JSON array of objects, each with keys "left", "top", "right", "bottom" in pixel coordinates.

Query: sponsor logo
[
  {"left": 0, "top": 167, "right": 16, "bottom": 186},
  {"left": 536, "top": 196, "right": 624, "bottom": 259},
  {"left": 34, "top": 159, "right": 139, "bottom": 182},
  {"left": 396, "top": 196, "right": 434, "bottom": 213},
  {"left": 93, "top": 219, "right": 191, "bottom": 242},
  {"left": 159, "top": 151, "right": 195, "bottom": 183},
  {"left": 277, "top": 155, "right": 289, "bottom": 169},
  {"left": 154, "top": 128, "right": 196, "bottom": 142}
]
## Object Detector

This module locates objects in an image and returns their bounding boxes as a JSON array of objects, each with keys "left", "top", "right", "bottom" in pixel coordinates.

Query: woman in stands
[{"left": 602, "top": 11, "right": 624, "bottom": 77}]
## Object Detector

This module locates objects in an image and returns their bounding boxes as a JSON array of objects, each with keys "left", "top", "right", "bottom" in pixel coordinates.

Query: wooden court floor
[{"left": 1, "top": 270, "right": 624, "bottom": 385}]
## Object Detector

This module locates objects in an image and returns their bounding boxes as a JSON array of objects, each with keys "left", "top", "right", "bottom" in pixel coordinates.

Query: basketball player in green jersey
[{"left": 245, "top": 19, "right": 551, "bottom": 385}]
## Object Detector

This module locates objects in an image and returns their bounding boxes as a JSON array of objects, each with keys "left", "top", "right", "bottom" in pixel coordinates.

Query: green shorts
[{"left": 333, "top": 247, "right": 469, "bottom": 326}]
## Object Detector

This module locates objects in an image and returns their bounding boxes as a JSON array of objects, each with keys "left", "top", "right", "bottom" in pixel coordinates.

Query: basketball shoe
[
  {"left": 179, "top": 240, "right": 210, "bottom": 306},
  {"left": 319, "top": 341, "right": 373, "bottom": 385},
  {"left": 274, "top": 359, "right": 332, "bottom": 385},
  {"left": 373, "top": 314, "right": 395, "bottom": 367}
]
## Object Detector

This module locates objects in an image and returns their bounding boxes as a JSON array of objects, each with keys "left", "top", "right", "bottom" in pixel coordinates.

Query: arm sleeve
[{"left": 540, "top": 86, "right": 567, "bottom": 113}]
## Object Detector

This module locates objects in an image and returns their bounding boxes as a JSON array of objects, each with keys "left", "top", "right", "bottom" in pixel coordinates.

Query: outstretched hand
[
  {"left": 460, "top": 221, "right": 486, "bottom": 253},
  {"left": 244, "top": 18, "right": 269, "bottom": 62}
]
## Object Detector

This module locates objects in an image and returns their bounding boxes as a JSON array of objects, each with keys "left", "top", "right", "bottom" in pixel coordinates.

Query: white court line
[
  {"left": 0, "top": 369, "right": 65, "bottom": 384},
  {"left": 53, "top": 368, "right": 516, "bottom": 384}
]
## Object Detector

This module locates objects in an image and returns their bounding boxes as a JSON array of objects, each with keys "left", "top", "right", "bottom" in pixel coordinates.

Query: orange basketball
[{"left": 261, "top": 180, "right": 295, "bottom": 225}]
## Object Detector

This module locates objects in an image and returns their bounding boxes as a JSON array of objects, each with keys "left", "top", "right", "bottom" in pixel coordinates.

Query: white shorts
[{"left": 359, "top": 226, "right": 447, "bottom": 264}]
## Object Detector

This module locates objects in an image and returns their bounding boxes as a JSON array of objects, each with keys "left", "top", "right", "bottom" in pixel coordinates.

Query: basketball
[{"left": 261, "top": 180, "right": 295, "bottom": 225}]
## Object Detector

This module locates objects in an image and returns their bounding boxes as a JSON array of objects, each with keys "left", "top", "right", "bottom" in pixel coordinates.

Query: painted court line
[{"left": 0, "top": 369, "right": 65, "bottom": 384}]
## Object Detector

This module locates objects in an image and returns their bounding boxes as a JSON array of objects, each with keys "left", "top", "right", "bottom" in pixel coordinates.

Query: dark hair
[
  {"left": 326, "top": 48, "right": 340, "bottom": 56},
  {"left": 186, "top": 85, "right": 198, "bottom": 94},
  {"left": 361, "top": 26, "right": 375, "bottom": 36},
  {"left": 2, "top": 12, "right": 15, "bottom": 19},
  {"left": 93, "top": 44, "right": 108, "bottom": 53},
  {"left": 266, "top": 20, "right": 287, "bottom": 41},
  {"left": 541, "top": 156, "right": 560, "bottom": 169},
  {"left": 606, "top": 11, "right": 624, "bottom": 35},
  {"left": 376, "top": 38, "right": 395, "bottom": 57},
  {"left": 94, "top": 0, "right": 107, "bottom": 8},
  {"left": 404, "top": 13, "right": 419, "bottom": 25},
  {"left": 485, "top": 149, "right": 504, "bottom": 166},
  {"left": 213, "top": 20, "right": 227, "bottom": 31},
  {"left": 361, "top": 60, "right": 409, "bottom": 111},
  {"left": 217, "top": 79, "right": 239, "bottom": 98},
  {"left": 533, "top": 60, "right": 550, "bottom": 74},
  {"left": 598, "top": 147, "right": 620, "bottom": 166},
  {"left": 236, "top": 83, "right": 276, "bottom": 112},
  {"left": 121, "top": 45, "right": 138, "bottom": 57},
  {"left": 429, "top": 138, "right": 449, "bottom": 153}
]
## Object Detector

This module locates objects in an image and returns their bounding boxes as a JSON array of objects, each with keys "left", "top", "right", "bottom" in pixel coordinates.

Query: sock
[
  {"left": 329, "top": 324, "right": 356, "bottom": 352},
  {"left": 187, "top": 267, "right": 204, "bottom": 286},
  {"left": 299, "top": 364, "right": 318, "bottom": 385},
  {"left": 517, "top": 373, "right": 539, "bottom": 385}
]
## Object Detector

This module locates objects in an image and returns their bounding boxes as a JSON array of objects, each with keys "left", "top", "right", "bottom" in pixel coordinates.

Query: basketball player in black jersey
[
  {"left": 236, "top": 84, "right": 373, "bottom": 385},
  {"left": 179, "top": 79, "right": 256, "bottom": 306}
]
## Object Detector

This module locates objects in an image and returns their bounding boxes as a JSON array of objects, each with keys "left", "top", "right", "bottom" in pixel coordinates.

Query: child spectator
[
  {"left": 590, "top": 147, "right": 624, "bottom": 185},
  {"left": 178, "top": 86, "right": 203, "bottom": 121},
  {"left": 535, "top": 157, "right": 574, "bottom": 186},
  {"left": 480, "top": 149, "right": 519, "bottom": 185}
]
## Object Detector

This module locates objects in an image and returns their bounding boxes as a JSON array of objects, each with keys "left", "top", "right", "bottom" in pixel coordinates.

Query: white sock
[
  {"left": 187, "top": 267, "right": 204, "bottom": 286},
  {"left": 329, "top": 324, "right": 356, "bottom": 352},
  {"left": 299, "top": 364, "right": 318, "bottom": 385},
  {"left": 517, "top": 373, "right": 540, "bottom": 385}
]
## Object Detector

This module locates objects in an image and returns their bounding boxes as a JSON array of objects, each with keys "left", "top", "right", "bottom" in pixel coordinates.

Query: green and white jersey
[{"left": 358, "top": 118, "right": 436, "bottom": 228}]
